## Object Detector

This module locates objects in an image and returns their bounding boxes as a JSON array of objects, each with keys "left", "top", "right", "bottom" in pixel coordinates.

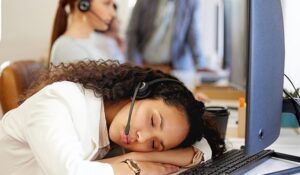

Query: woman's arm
[{"left": 100, "top": 147, "right": 195, "bottom": 167}]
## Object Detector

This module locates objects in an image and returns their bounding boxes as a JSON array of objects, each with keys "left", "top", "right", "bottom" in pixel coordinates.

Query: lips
[
  {"left": 104, "top": 19, "right": 112, "bottom": 26},
  {"left": 121, "top": 134, "right": 129, "bottom": 144}
]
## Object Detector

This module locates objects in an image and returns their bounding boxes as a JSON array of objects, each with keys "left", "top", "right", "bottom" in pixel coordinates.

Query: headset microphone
[
  {"left": 124, "top": 79, "right": 183, "bottom": 136},
  {"left": 124, "top": 82, "right": 141, "bottom": 135},
  {"left": 78, "top": 0, "right": 110, "bottom": 32}
]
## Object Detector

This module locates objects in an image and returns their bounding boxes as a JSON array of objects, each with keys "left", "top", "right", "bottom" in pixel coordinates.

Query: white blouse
[{"left": 0, "top": 81, "right": 113, "bottom": 175}]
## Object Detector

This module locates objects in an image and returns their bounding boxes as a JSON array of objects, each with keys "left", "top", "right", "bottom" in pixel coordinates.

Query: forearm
[
  {"left": 133, "top": 147, "right": 195, "bottom": 167},
  {"left": 100, "top": 147, "right": 195, "bottom": 167},
  {"left": 100, "top": 154, "right": 182, "bottom": 175},
  {"left": 99, "top": 153, "right": 131, "bottom": 164}
]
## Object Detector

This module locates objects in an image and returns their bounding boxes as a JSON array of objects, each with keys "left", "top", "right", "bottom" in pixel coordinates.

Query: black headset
[
  {"left": 78, "top": 0, "right": 91, "bottom": 12},
  {"left": 135, "top": 78, "right": 183, "bottom": 100},
  {"left": 124, "top": 78, "right": 184, "bottom": 135}
]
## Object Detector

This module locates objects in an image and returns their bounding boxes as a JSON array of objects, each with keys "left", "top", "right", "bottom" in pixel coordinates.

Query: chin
[{"left": 101, "top": 24, "right": 109, "bottom": 31}]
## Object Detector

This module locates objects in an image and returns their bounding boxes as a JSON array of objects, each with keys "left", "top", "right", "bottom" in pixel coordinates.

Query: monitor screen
[{"left": 224, "top": 0, "right": 285, "bottom": 155}]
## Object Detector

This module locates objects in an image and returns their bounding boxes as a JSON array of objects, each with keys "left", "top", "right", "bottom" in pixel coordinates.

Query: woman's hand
[{"left": 112, "top": 161, "right": 179, "bottom": 175}]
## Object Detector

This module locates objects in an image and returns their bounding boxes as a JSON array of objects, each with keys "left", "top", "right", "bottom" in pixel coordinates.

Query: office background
[{"left": 0, "top": 0, "right": 300, "bottom": 116}]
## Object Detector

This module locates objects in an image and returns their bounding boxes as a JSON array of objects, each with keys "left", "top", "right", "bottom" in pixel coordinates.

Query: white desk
[
  {"left": 209, "top": 99, "right": 300, "bottom": 174},
  {"left": 225, "top": 128, "right": 300, "bottom": 174}
]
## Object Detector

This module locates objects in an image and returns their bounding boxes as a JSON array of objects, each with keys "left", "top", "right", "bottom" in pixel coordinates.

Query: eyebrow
[{"left": 159, "top": 112, "right": 165, "bottom": 151}]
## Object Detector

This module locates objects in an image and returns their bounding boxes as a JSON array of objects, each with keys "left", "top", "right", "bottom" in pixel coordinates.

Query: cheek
[
  {"left": 108, "top": 122, "right": 121, "bottom": 143},
  {"left": 132, "top": 110, "right": 150, "bottom": 128},
  {"left": 109, "top": 112, "right": 128, "bottom": 142},
  {"left": 96, "top": 5, "right": 109, "bottom": 16}
]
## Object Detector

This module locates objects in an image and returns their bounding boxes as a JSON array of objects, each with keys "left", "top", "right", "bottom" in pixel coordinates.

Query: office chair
[{"left": 0, "top": 60, "right": 45, "bottom": 115}]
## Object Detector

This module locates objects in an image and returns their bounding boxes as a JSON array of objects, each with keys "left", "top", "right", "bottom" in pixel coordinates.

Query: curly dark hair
[{"left": 23, "top": 60, "right": 226, "bottom": 157}]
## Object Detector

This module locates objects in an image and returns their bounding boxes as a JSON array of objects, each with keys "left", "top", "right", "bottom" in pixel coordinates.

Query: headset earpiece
[
  {"left": 136, "top": 82, "right": 151, "bottom": 100},
  {"left": 135, "top": 78, "right": 183, "bottom": 100},
  {"left": 78, "top": 0, "right": 90, "bottom": 12}
]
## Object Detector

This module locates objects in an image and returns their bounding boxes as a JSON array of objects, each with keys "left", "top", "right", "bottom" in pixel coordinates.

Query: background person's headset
[
  {"left": 78, "top": 0, "right": 91, "bottom": 12},
  {"left": 78, "top": 0, "right": 109, "bottom": 31},
  {"left": 124, "top": 78, "right": 184, "bottom": 135}
]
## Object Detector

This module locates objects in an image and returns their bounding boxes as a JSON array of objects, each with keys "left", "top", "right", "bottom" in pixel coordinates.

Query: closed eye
[
  {"left": 151, "top": 116, "right": 154, "bottom": 127},
  {"left": 152, "top": 140, "right": 155, "bottom": 149}
]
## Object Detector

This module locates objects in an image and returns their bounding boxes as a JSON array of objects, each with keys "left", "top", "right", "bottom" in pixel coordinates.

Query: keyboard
[{"left": 179, "top": 149, "right": 274, "bottom": 175}]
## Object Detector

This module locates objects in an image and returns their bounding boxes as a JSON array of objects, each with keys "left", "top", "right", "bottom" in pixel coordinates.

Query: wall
[
  {"left": 0, "top": 0, "right": 58, "bottom": 63},
  {"left": 282, "top": 0, "right": 300, "bottom": 91}
]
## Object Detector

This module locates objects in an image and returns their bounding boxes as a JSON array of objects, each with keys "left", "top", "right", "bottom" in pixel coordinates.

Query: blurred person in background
[
  {"left": 94, "top": 3, "right": 126, "bottom": 63},
  {"left": 49, "top": 0, "right": 121, "bottom": 65},
  {"left": 126, "top": 0, "right": 210, "bottom": 103},
  {"left": 126, "top": 0, "right": 206, "bottom": 71}
]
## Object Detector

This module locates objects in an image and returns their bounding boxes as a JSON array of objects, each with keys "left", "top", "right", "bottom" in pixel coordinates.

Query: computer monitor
[
  {"left": 245, "top": 0, "right": 285, "bottom": 155},
  {"left": 224, "top": 0, "right": 285, "bottom": 155}
]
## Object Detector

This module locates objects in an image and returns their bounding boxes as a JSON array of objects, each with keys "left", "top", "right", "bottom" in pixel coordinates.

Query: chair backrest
[{"left": 0, "top": 60, "right": 44, "bottom": 114}]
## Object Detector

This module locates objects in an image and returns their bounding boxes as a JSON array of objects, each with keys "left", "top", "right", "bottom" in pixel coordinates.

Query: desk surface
[
  {"left": 206, "top": 99, "right": 300, "bottom": 174},
  {"left": 226, "top": 128, "right": 300, "bottom": 174}
]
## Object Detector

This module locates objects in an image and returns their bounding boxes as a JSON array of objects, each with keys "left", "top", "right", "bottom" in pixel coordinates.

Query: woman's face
[
  {"left": 109, "top": 99, "right": 189, "bottom": 152},
  {"left": 88, "top": 0, "right": 116, "bottom": 31}
]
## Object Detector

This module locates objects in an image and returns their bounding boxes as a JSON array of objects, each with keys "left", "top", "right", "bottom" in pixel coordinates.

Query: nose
[
  {"left": 136, "top": 130, "right": 154, "bottom": 143},
  {"left": 110, "top": 5, "right": 116, "bottom": 18}
]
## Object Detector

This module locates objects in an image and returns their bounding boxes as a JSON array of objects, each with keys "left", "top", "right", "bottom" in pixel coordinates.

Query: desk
[
  {"left": 225, "top": 128, "right": 300, "bottom": 174},
  {"left": 205, "top": 99, "right": 300, "bottom": 153},
  {"left": 211, "top": 99, "right": 300, "bottom": 174}
]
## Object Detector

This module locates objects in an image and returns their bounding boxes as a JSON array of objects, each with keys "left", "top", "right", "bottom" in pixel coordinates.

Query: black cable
[
  {"left": 124, "top": 82, "right": 142, "bottom": 135},
  {"left": 284, "top": 74, "right": 300, "bottom": 98},
  {"left": 283, "top": 89, "right": 300, "bottom": 107}
]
